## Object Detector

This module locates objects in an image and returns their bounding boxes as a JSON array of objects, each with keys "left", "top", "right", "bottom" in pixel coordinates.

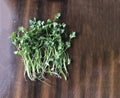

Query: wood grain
[{"left": 0, "top": 0, "right": 120, "bottom": 98}]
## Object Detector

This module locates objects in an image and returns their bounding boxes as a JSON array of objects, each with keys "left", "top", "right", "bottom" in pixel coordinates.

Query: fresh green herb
[{"left": 11, "top": 13, "right": 76, "bottom": 81}]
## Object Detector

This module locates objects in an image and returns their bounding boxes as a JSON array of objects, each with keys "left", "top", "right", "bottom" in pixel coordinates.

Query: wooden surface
[{"left": 0, "top": 0, "right": 120, "bottom": 98}]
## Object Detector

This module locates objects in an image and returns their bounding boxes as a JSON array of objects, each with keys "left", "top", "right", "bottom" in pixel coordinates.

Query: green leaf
[
  {"left": 10, "top": 32, "right": 16, "bottom": 40},
  {"left": 62, "top": 23, "right": 66, "bottom": 28},
  {"left": 67, "top": 58, "right": 71, "bottom": 65},
  {"left": 54, "top": 13, "right": 61, "bottom": 20},
  {"left": 53, "top": 22, "right": 58, "bottom": 27},
  {"left": 18, "top": 26, "right": 25, "bottom": 32},
  {"left": 65, "top": 42, "right": 71, "bottom": 48},
  {"left": 29, "top": 20, "right": 33, "bottom": 25},
  {"left": 37, "top": 20, "right": 41, "bottom": 26},
  {"left": 41, "top": 21, "right": 44, "bottom": 25},
  {"left": 69, "top": 31, "right": 76, "bottom": 39},
  {"left": 47, "top": 19, "right": 52, "bottom": 23}
]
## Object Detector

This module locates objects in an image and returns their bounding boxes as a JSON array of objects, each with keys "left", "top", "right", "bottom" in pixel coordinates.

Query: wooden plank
[{"left": 1, "top": 0, "right": 120, "bottom": 98}]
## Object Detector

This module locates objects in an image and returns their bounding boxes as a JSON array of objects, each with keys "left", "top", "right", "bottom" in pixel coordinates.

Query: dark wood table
[{"left": 0, "top": 0, "right": 120, "bottom": 98}]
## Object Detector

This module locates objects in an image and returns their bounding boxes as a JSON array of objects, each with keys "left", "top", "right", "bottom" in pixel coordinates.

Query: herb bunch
[{"left": 11, "top": 13, "right": 76, "bottom": 81}]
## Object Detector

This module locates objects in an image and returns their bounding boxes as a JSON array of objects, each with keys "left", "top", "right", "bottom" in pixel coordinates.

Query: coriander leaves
[{"left": 11, "top": 13, "right": 76, "bottom": 81}]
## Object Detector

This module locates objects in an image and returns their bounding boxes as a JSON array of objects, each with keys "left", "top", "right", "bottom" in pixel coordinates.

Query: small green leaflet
[{"left": 70, "top": 31, "right": 76, "bottom": 39}]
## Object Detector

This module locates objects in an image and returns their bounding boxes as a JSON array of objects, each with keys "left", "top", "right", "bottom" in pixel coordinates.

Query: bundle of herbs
[{"left": 11, "top": 13, "right": 76, "bottom": 81}]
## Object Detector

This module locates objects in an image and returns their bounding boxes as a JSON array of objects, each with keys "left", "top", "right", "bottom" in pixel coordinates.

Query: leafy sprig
[{"left": 11, "top": 13, "right": 76, "bottom": 81}]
